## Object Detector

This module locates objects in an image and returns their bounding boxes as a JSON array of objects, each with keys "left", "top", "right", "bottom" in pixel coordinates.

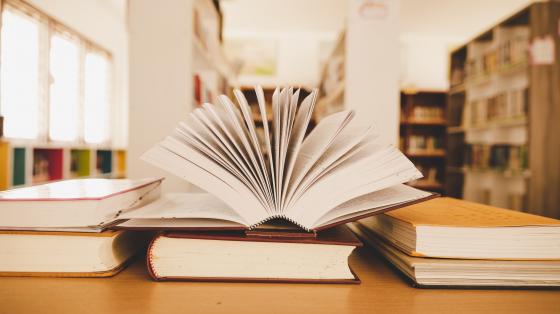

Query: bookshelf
[
  {"left": 315, "top": 31, "right": 346, "bottom": 122},
  {"left": 192, "top": 0, "right": 233, "bottom": 107},
  {"left": 400, "top": 91, "right": 447, "bottom": 193},
  {"left": 445, "top": 2, "right": 560, "bottom": 218},
  {"left": 0, "top": 140, "right": 127, "bottom": 190}
]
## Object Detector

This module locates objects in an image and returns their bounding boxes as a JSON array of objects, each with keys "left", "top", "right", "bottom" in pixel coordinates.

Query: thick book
[
  {"left": 0, "top": 230, "right": 152, "bottom": 277},
  {"left": 0, "top": 178, "right": 163, "bottom": 232},
  {"left": 357, "top": 197, "right": 560, "bottom": 260},
  {"left": 349, "top": 223, "right": 560, "bottom": 288},
  {"left": 140, "top": 86, "right": 435, "bottom": 231},
  {"left": 146, "top": 225, "right": 362, "bottom": 283}
]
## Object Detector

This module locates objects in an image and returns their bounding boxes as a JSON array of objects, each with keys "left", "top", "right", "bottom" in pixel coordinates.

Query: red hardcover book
[{"left": 147, "top": 225, "right": 362, "bottom": 283}]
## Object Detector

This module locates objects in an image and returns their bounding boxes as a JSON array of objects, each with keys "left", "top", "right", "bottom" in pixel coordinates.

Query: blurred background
[{"left": 1, "top": 0, "right": 559, "bottom": 219}]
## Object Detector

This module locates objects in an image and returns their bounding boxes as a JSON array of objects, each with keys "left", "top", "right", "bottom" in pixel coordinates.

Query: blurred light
[
  {"left": 0, "top": 9, "right": 40, "bottom": 139},
  {"left": 49, "top": 35, "right": 80, "bottom": 141},
  {"left": 84, "top": 52, "right": 110, "bottom": 144}
]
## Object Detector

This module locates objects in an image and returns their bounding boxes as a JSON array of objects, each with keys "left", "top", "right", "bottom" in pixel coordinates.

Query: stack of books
[
  {"left": 118, "top": 85, "right": 436, "bottom": 283},
  {"left": 0, "top": 178, "right": 162, "bottom": 277},
  {"left": 349, "top": 197, "right": 560, "bottom": 288},
  {"left": 1, "top": 86, "right": 436, "bottom": 283}
]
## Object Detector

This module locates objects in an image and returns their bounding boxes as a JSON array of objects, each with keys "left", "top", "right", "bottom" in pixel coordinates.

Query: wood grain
[
  {"left": 529, "top": 2, "right": 560, "bottom": 219},
  {"left": 1, "top": 248, "right": 558, "bottom": 314}
]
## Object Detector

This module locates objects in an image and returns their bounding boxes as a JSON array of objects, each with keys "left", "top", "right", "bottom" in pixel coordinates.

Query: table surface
[{"left": 1, "top": 247, "right": 559, "bottom": 314}]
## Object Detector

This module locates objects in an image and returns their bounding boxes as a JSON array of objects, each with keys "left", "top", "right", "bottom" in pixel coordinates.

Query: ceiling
[{"left": 221, "top": 0, "right": 533, "bottom": 40}]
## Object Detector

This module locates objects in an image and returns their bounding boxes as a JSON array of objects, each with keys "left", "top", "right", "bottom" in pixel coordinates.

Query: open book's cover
[
  {"left": 147, "top": 225, "right": 362, "bottom": 283},
  {"left": 113, "top": 192, "right": 439, "bottom": 237}
]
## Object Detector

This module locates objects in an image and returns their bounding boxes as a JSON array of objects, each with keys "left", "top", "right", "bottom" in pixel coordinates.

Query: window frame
[{"left": 0, "top": 0, "right": 114, "bottom": 145}]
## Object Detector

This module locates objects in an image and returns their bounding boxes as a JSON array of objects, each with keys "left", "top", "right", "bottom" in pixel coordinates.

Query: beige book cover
[{"left": 385, "top": 197, "right": 560, "bottom": 227}]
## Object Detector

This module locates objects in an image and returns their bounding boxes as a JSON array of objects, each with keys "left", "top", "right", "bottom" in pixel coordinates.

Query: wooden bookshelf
[
  {"left": 445, "top": 2, "right": 560, "bottom": 218},
  {"left": 400, "top": 91, "right": 447, "bottom": 193}
]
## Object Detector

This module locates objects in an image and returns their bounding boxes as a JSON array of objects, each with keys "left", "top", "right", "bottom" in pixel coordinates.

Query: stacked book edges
[
  {"left": 349, "top": 197, "right": 560, "bottom": 288},
  {"left": 0, "top": 178, "right": 163, "bottom": 277}
]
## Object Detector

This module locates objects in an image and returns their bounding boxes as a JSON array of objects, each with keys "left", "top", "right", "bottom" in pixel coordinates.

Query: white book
[
  {"left": 0, "top": 178, "right": 163, "bottom": 232},
  {"left": 136, "top": 86, "right": 435, "bottom": 231}
]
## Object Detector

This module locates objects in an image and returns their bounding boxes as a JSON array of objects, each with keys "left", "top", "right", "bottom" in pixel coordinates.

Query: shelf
[
  {"left": 447, "top": 126, "right": 466, "bottom": 134},
  {"left": 0, "top": 142, "right": 8, "bottom": 190},
  {"left": 70, "top": 149, "right": 91, "bottom": 178},
  {"left": 464, "top": 62, "right": 528, "bottom": 87},
  {"left": 449, "top": 84, "right": 466, "bottom": 94},
  {"left": 96, "top": 150, "right": 113, "bottom": 176},
  {"left": 463, "top": 117, "right": 527, "bottom": 131},
  {"left": 252, "top": 112, "right": 272, "bottom": 124},
  {"left": 32, "top": 148, "right": 63, "bottom": 183},
  {"left": 402, "top": 118, "right": 447, "bottom": 126},
  {"left": 448, "top": 166, "right": 531, "bottom": 178},
  {"left": 12, "top": 147, "right": 26, "bottom": 186},
  {"left": 406, "top": 150, "right": 446, "bottom": 158}
]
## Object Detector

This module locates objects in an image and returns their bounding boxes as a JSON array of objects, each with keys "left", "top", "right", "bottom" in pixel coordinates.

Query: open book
[{"left": 139, "top": 86, "right": 436, "bottom": 231}]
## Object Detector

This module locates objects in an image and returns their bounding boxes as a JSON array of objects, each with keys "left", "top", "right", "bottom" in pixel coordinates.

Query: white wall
[
  {"left": 127, "top": 0, "right": 193, "bottom": 192},
  {"left": 345, "top": 0, "right": 401, "bottom": 145},
  {"left": 27, "top": 0, "right": 129, "bottom": 147},
  {"left": 229, "top": 31, "right": 334, "bottom": 88},
  {"left": 400, "top": 34, "right": 462, "bottom": 91}
]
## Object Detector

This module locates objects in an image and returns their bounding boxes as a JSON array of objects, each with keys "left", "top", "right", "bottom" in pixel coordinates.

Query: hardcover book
[
  {"left": 147, "top": 225, "right": 362, "bottom": 283},
  {"left": 0, "top": 178, "right": 163, "bottom": 232},
  {"left": 349, "top": 222, "right": 560, "bottom": 288},
  {"left": 0, "top": 230, "right": 152, "bottom": 277},
  {"left": 356, "top": 197, "right": 560, "bottom": 260}
]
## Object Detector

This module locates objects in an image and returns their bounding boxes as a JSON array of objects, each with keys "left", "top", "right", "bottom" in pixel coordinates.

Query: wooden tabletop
[{"left": 1, "top": 248, "right": 559, "bottom": 314}]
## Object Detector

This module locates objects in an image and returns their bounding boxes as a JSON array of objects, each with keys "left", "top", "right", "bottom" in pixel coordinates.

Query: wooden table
[{"left": 1, "top": 248, "right": 559, "bottom": 314}]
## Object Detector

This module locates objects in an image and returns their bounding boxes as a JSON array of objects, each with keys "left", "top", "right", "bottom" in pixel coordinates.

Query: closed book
[
  {"left": 0, "top": 230, "right": 152, "bottom": 277},
  {"left": 349, "top": 222, "right": 560, "bottom": 288},
  {"left": 0, "top": 178, "right": 163, "bottom": 232},
  {"left": 147, "top": 225, "right": 362, "bottom": 283},
  {"left": 357, "top": 197, "right": 560, "bottom": 260}
]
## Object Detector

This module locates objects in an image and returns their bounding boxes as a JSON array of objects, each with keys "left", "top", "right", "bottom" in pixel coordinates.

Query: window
[
  {"left": 0, "top": 1, "right": 113, "bottom": 144},
  {"left": 0, "top": 7, "right": 40, "bottom": 139},
  {"left": 84, "top": 52, "right": 110, "bottom": 144},
  {"left": 49, "top": 34, "right": 80, "bottom": 141}
]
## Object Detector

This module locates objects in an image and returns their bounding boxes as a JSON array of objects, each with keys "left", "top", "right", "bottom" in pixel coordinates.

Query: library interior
[{"left": 1, "top": 0, "right": 560, "bottom": 313}]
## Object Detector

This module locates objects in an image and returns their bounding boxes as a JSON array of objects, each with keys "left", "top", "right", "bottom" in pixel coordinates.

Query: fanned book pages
[{"left": 140, "top": 86, "right": 436, "bottom": 231}]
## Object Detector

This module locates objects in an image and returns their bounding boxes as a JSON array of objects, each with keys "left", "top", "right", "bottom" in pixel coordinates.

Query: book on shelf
[
  {"left": 0, "top": 229, "right": 152, "bottom": 277},
  {"left": 355, "top": 197, "right": 560, "bottom": 260},
  {"left": 406, "top": 106, "right": 445, "bottom": 123},
  {"left": 138, "top": 86, "right": 436, "bottom": 232},
  {"left": 349, "top": 222, "right": 560, "bottom": 288},
  {"left": 147, "top": 225, "right": 362, "bottom": 283},
  {"left": 464, "top": 144, "right": 528, "bottom": 172},
  {"left": 463, "top": 87, "right": 528, "bottom": 127},
  {"left": 0, "top": 178, "right": 163, "bottom": 232},
  {"left": 407, "top": 135, "right": 444, "bottom": 155}
]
